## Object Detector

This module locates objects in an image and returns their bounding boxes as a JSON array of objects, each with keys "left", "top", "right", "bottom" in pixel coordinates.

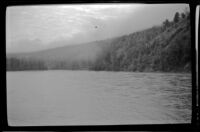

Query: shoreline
[{"left": 6, "top": 69, "right": 192, "bottom": 74}]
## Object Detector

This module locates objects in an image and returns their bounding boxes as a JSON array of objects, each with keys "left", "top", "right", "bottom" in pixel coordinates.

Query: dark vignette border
[{"left": 1, "top": 0, "right": 199, "bottom": 131}]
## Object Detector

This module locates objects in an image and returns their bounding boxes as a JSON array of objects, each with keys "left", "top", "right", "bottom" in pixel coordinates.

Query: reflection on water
[{"left": 7, "top": 71, "right": 192, "bottom": 126}]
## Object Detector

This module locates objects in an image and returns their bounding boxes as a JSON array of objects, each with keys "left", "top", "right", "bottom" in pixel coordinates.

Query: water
[{"left": 7, "top": 70, "right": 192, "bottom": 126}]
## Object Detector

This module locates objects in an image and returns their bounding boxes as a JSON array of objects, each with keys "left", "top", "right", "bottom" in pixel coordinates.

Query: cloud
[
  {"left": 6, "top": 4, "right": 189, "bottom": 53},
  {"left": 7, "top": 4, "right": 141, "bottom": 43}
]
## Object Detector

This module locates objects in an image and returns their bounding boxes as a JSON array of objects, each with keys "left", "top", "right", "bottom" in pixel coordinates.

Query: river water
[{"left": 7, "top": 70, "right": 192, "bottom": 126}]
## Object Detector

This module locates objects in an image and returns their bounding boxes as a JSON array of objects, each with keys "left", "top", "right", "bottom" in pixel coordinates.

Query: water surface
[{"left": 7, "top": 70, "right": 192, "bottom": 126}]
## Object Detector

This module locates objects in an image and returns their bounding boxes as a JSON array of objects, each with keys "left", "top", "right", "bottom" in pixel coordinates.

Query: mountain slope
[{"left": 7, "top": 17, "right": 191, "bottom": 72}]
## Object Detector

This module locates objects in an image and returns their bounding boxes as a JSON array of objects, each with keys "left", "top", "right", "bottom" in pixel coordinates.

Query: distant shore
[{"left": 6, "top": 68, "right": 191, "bottom": 74}]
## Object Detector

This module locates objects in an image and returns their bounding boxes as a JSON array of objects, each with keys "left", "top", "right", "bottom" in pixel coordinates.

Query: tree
[
  {"left": 163, "top": 19, "right": 170, "bottom": 29},
  {"left": 173, "top": 12, "right": 180, "bottom": 23},
  {"left": 181, "top": 12, "right": 186, "bottom": 19}
]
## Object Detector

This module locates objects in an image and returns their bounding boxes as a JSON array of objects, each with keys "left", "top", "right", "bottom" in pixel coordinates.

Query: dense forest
[{"left": 7, "top": 11, "right": 191, "bottom": 72}]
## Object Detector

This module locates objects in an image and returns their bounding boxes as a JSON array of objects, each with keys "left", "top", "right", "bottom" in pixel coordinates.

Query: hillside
[
  {"left": 92, "top": 18, "right": 191, "bottom": 72},
  {"left": 6, "top": 14, "right": 191, "bottom": 72}
]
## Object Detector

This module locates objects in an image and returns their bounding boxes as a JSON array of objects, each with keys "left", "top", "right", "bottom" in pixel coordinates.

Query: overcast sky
[{"left": 6, "top": 4, "right": 189, "bottom": 53}]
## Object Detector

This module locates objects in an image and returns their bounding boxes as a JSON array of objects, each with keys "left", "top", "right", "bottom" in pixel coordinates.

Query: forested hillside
[{"left": 7, "top": 11, "right": 191, "bottom": 72}]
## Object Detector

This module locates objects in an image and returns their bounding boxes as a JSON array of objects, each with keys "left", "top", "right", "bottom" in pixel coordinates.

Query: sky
[{"left": 6, "top": 4, "right": 189, "bottom": 53}]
